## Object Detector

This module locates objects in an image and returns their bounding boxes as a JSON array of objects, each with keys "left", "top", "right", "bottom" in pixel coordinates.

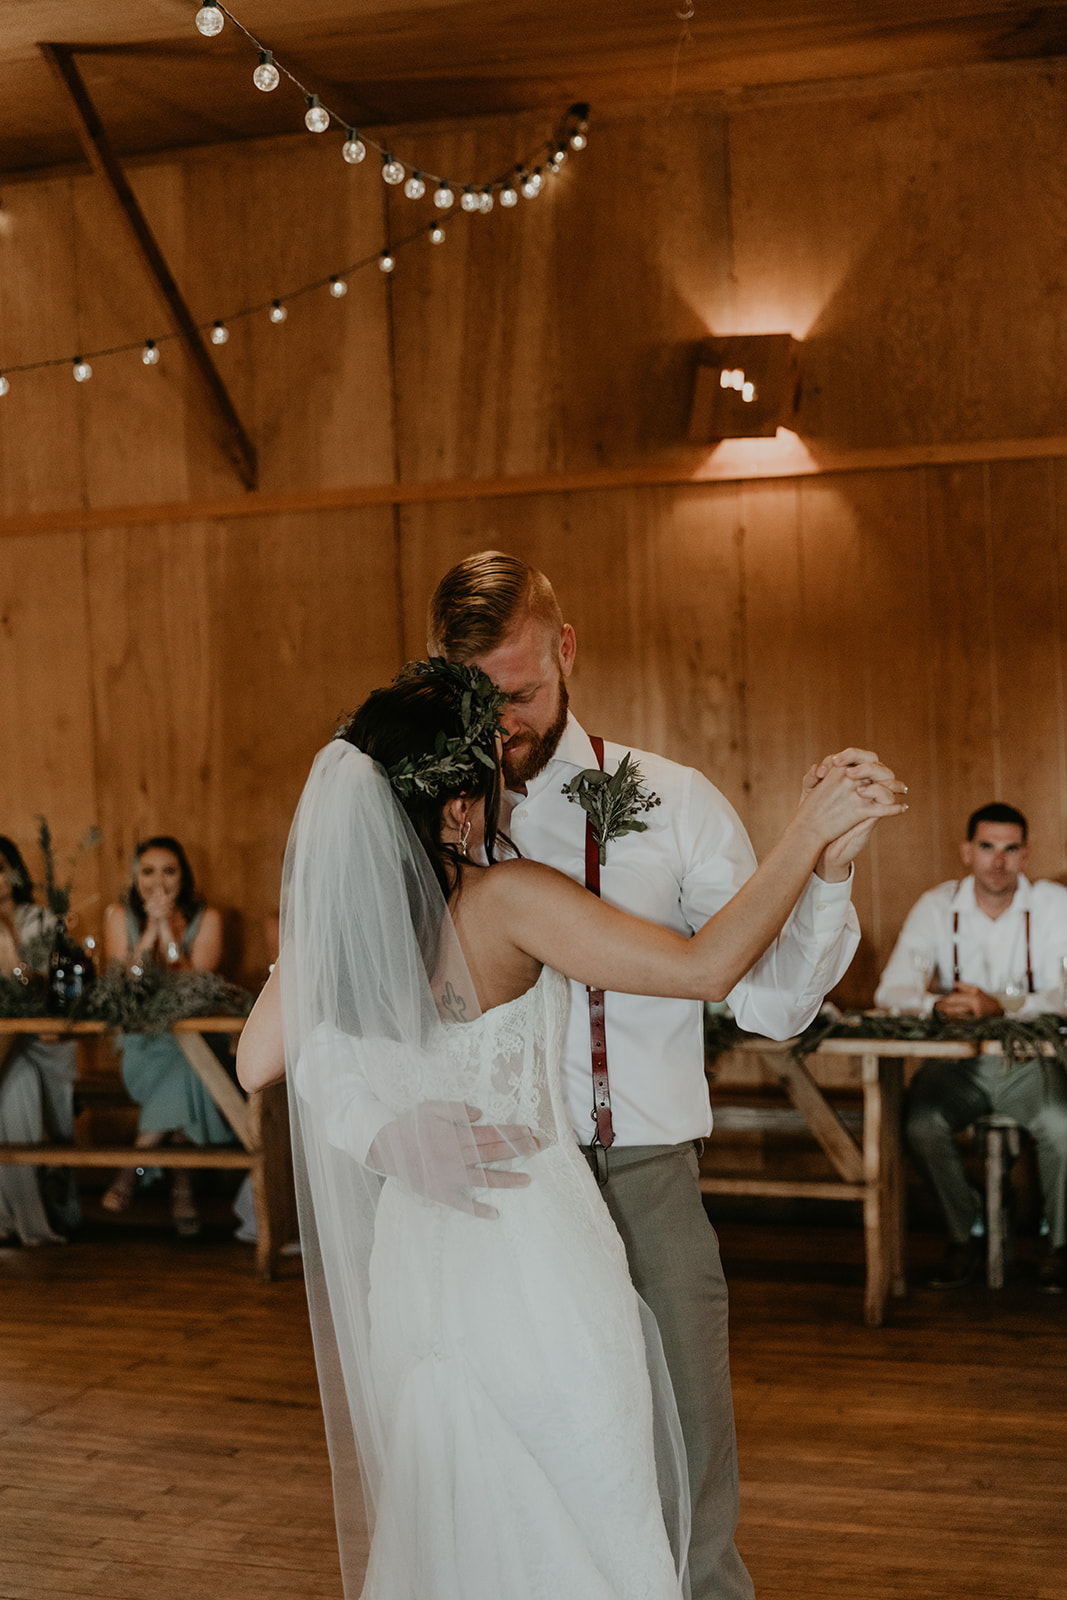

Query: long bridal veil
[
  {"left": 280, "top": 739, "right": 691, "bottom": 1597},
  {"left": 281, "top": 742, "right": 490, "bottom": 1579}
]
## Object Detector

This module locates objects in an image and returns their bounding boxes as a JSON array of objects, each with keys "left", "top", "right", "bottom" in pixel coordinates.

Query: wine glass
[
  {"left": 910, "top": 947, "right": 938, "bottom": 1001},
  {"left": 997, "top": 975, "right": 1028, "bottom": 1014}
]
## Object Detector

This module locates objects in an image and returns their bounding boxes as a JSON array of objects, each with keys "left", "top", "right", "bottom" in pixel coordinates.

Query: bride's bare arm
[
  {"left": 491, "top": 761, "right": 906, "bottom": 1002},
  {"left": 237, "top": 964, "right": 286, "bottom": 1090}
]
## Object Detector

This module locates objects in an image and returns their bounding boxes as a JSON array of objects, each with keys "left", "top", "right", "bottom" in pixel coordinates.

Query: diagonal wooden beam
[{"left": 38, "top": 41, "right": 257, "bottom": 491}]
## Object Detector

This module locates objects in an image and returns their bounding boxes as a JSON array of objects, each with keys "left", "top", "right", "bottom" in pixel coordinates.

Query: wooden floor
[{"left": 1, "top": 1215, "right": 1064, "bottom": 1600}]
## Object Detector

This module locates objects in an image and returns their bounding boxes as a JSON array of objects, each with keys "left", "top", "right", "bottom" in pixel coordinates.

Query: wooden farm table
[
  {"left": 0, "top": 1016, "right": 296, "bottom": 1280},
  {"left": 703, "top": 1035, "right": 981, "bottom": 1326}
]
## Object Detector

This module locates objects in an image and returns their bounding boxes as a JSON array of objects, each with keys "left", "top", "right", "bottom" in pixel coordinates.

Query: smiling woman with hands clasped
[
  {"left": 237, "top": 659, "right": 906, "bottom": 1600},
  {"left": 101, "top": 836, "right": 226, "bottom": 1235}
]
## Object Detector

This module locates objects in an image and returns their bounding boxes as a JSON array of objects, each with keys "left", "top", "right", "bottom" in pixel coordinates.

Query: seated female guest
[
  {"left": 0, "top": 836, "right": 80, "bottom": 1246},
  {"left": 101, "top": 836, "right": 227, "bottom": 1235}
]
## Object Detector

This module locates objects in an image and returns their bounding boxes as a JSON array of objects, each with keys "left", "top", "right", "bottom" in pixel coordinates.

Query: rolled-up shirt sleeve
[{"left": 679, "top": 771, "right": 860, "bottom": 1040}]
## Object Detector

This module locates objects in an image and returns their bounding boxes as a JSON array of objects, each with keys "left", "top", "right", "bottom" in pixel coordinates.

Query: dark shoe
[
  {"left": 928, "top": 1239, "right": 981, "bottom": 1289},
  {"left": 1038, "top": 1246, "right": 1067, "bottom": 1295}
]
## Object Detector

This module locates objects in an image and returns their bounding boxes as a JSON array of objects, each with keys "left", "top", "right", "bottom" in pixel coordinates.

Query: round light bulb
[
  {"left": 329, "top": 276, "right": 348, "bottom": 298},
  {"left": 305, "top": 95, "right": 330, "bottom": 134},
  {"left": 211, "top": 321, "right": 229, "bottom": 345},
  {"left": 379, "top": 253, "right": 395, "bottom": 273},
  {"left": 570, "top": 126, "right": 588, "bottom": 151},
  {"left": 194, "top": 4, "right": 225, "bottom": 37},
  {"left": 430, "top": 225, "right": 445, "bottom": 244},
  {"left": 460, "top": 185, "right": 479, "bottom": 213},
  {"left": 269, "top": 299, "right": 287, "bottom": 324},
  {"left": 433, "top": 183, "right": 454, "bottom": 210},
  {"left": 404, "top": 171, "right": 426, "bottom": 200},
  {"left": 73, "top": 358, "right": 92, "bottom": 383},
  {"left": 382, "top": 156, "right": 405, "bottom": 185},
  {"left": 521, "top": 169, "right": 543, "bottom": 198},
  {"left": 342, "top": 130, "right": 366, "bottom": 164},
  {"left": 742, "top": 381, "right": 756, "bottom": 402},
  {"left": 142, "top": 340, "right": 160, "bottom": 366},
  {"left": 479, "top": 188, "right": 494, "bottom": 213},
  {"left": 0, "top": 373, "right": 9, "bottom": 397},
  {"left": 253, "top": 52, "right": 279, "bottom": 92},
  {"left": 500, "top": 184, "right": 518, "bottom": 207}
]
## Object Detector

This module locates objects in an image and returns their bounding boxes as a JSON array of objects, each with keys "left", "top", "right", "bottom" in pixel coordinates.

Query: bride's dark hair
[{"left": 342, "top": 670, "right": 506, "bottom": 900}]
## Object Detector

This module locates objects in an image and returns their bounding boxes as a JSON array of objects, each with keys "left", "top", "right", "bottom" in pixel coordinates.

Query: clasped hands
[
  {"left": 137, "top": 889, "right": 184, "bottom": 965},
  {"left": 932, "top": 984, "right": 1004, "bottom": 1020},
  {"left": 800, "top": 746, "right": 908, "bottom": 882}
]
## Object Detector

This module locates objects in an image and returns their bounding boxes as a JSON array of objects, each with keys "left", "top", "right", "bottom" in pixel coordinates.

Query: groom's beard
[{"left": 503, "top": 676, "right": 570, "bottom": 789}]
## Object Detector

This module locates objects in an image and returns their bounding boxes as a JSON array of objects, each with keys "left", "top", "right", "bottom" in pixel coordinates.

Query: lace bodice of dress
[{"left": 437, "top": 965, "right": 570, "bottom": 1143}]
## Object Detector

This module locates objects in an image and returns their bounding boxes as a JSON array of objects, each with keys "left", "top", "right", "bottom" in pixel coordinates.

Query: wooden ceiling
[{"left": 3, "top": 1, "right": 1067, "bottom": 176}]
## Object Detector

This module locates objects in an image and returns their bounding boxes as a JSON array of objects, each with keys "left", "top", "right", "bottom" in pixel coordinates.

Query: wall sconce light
[{"left": 687, "top": 334, "right": 801, "bottom": 442}]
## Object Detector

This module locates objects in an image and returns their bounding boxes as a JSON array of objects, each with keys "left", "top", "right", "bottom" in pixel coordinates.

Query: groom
[{"left": 428, "top": 551, "right": 894, "bottom": 1600}]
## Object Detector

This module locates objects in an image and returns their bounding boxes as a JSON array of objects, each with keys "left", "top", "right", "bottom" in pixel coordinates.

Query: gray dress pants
[
  {"left": 583, "top": 1140, "right": 755, "bottom": 1600},
  {"left": 906, "top": 1055, "right": 1067, "bottom": 1247}
]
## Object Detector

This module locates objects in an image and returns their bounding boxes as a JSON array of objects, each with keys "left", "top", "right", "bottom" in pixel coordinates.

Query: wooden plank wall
[{"left": 2, "top": 59, "right": 1067, "bottom": 996}]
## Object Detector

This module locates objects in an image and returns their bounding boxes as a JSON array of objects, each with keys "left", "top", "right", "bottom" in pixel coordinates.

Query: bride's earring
[{"left": 459, "top": 819, "right": 471, "bottom": 858}]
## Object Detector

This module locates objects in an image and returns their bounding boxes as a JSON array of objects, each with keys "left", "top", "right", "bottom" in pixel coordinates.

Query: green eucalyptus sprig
[
  {"left": 562, "top": 752, "right": 661, "bottom": 865},
  {"left": 35, "top": 815, "right": 101, "bottom": 918}
]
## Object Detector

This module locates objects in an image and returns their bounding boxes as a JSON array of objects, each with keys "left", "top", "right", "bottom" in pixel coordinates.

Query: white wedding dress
[
  {"left": 281, "top": 742, "right": 689, "bottom": 1599},
  {"left": 358, "top": 966, "right": 687, "bottom": 1600}
]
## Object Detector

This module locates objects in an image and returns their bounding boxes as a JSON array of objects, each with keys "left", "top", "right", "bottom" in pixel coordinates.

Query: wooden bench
[{"left": 0, "top": 1016, "right": 297, "bottom": 1279}]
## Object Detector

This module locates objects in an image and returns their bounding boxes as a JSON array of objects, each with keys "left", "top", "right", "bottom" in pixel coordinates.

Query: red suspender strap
[
  {"left": 585, "top": 736, "right": 614, "bottom": 1149},
  {"left": 952, "top": 910, "right": 960, "bottom": 985},
  {"left": 1025, "top": 909, "right": 1034, "bottom": 993}
]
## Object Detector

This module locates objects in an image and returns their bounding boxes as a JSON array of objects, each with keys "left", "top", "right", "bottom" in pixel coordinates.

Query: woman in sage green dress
[{"left": 101, "top": 836, "right": 228, "bottom": 1234}]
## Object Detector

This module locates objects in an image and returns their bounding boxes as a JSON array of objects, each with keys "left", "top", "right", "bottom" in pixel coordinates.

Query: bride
[{"left": 237, "top": 659, "right": 905, "bottom": 1600}]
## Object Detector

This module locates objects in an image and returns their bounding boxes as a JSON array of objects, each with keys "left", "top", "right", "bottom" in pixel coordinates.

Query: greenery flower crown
[{"left": 336, "top": 657, "right": 507, "bottom": 801}]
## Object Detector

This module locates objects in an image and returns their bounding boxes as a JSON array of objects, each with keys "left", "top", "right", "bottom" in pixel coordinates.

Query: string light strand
[
  {"left": 0, "top": 2, "right": 591, "bottom": 392},
  {"left": 194, "top": 2, "right": 588, "bottom": 196},
  {"left": 0, "top": 207, "right": 484, "bottom": 379}
]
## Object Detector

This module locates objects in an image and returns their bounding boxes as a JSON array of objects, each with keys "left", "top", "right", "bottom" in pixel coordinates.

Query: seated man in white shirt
[
  {"left": 876, "top": 802, "right": 1067, "bottom": 1293},
  {"left": 428, "top": 551, "right": 901, "bottom": 1600}
]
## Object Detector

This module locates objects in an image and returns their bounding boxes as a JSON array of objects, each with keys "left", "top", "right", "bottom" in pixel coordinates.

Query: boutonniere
[{"left": 562, "top": 753, "right": 661, "bottom": 865}]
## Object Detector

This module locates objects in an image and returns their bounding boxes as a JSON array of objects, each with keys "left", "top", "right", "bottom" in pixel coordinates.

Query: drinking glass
[
  {"left": 997, "top": 975, "right": 1028, "bottom": 1015},
  {"left": 910, "top": 948, "right": 938, "bottom": 1000}
]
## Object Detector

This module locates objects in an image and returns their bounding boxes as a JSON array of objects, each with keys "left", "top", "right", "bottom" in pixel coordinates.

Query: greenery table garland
[
  {"left": 704, "top": 1006, "right": 1067, "bottom": 1073},
  {"left": 0, "top": 964, "right": 253, "bottom": 1032}
]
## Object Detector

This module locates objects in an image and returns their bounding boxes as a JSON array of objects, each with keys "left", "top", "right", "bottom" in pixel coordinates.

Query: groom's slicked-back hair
[{"left": 428, "top": 550, "right": 564, "bottom": 661}]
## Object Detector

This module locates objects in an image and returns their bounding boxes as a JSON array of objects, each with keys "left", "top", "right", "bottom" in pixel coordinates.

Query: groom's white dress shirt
[
  {"left": 874, "top": 874, "right": 1067, "bottom": 1019},
  {"left": 506, "top": 717, "right": 860, "bottom": 1147}
]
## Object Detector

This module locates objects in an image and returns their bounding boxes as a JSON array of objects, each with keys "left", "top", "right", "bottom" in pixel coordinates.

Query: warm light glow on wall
[{"left": 693, "top": 429, "right": 820, "bottom": 482}]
